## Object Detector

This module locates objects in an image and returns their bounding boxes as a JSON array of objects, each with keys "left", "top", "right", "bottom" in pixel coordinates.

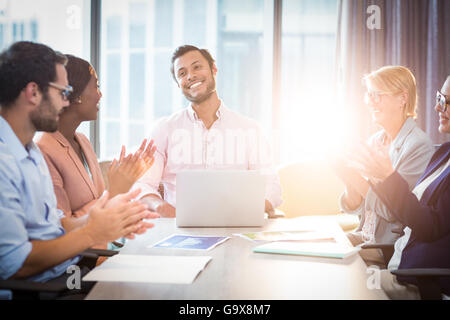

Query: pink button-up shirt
[{"left": 134, "top": 101, "right": 282, "bottom": 208}]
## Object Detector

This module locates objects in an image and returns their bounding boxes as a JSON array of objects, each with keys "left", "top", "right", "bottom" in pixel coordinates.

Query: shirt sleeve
[
  {"left": 133, "top": 149, "right": 165, "bottom": 199},
  {"left": 133, "top": 119, "right": 168, "bottom": 200},
  {"left": 41, "top": 152, "right": 72, "bottom": 216},
  {"left": 372, "top": 171, "right": 450, "bottom": 242},
  {"left": 248, "top": 126, "right": 282, "bottom": 209},
  {"left": 0, "top": 169, "right": 32, "bottom": 280}
]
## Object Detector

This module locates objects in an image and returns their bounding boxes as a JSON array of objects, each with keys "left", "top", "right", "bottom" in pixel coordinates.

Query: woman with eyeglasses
[
  {"left": 333, "top": 66, "right": 434, "bottom": 267},
  {"left": 346, "top": 76, "right": 450, "bottom": 299},
  {"left": 36, "top": 55, "right": 156, "bottom": 249}
]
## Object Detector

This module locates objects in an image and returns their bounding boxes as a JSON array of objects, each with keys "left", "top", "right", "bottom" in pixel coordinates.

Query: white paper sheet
[{"left": 82, "top": 254, "right": 212, "bottom": 284}]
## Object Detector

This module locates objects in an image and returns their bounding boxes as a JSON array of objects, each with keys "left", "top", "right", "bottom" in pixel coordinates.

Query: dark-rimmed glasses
[
  {"left": 436, "top": 90, "right": 449, "bottom": 112},
  {"left": 49, "top": 82, "right": 73, "bottom": 101}
]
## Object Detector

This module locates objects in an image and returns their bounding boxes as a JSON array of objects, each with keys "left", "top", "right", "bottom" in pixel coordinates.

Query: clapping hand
[
  {"left": 346, "top": 139, "right": 395, "bottom": 183},
  {"left": 328, "top": 145, "right": 370, "bottom": 198},
  {"left": 107, "top": 139, "right": 156, "bottom": 197},
  {"left": 87, "top": 189, "right": 159, "bottom": 245}
]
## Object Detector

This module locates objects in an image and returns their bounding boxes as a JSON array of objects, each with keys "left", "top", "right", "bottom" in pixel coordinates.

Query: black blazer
[{"left": 373, "top": 142, "right": 450, "bottom": 295}]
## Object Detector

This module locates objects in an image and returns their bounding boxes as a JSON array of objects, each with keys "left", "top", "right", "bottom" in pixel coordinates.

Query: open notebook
[{"left": 253, "top": 241, "right": 360, "bottom": 259}]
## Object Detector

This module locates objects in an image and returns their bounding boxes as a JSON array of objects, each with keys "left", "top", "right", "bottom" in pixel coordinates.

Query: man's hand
[
  {"left": 140, "top": 194, "right": 176, "bottom": 218},
  {"left": 156, "top": 202, "right": 176, "bottom": 218},
  {"left": 84, "top": 189, "right": 158, "bottom": 245},
  {"left": 265, "top": 200, "right": 273, "bottom": 214},
  {"left": 106, "top": 188, "right": 160, "bottom": 239}
]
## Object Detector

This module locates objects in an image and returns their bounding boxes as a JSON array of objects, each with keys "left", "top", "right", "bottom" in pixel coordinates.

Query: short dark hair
[
  {"left": 0, "top": 41, "right": 67, "bottom": 109},
  {"left": 170, "top": 45, "right": 215, "bottom": 82},
  {"left": 64, "top": 54, "right": 93, "bottom": 104}
]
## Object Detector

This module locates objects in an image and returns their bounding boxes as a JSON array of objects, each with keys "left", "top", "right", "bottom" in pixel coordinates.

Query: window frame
[{"left": 90, "top": 0, "right": 337, "bottom": 164}]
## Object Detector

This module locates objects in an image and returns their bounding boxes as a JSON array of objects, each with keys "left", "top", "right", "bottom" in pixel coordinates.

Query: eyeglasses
[
  {"left": 436, "top": 90, "right": 449, "bottom": 112},
  {"left": 364, "top": 91, "right": 391, "bottom": 105},
  {"left": 48, "top": 82, "right": 73, "bottom": 101}
]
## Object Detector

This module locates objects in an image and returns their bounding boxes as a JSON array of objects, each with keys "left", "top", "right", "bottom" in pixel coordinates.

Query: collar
[
  {"left": 48, "top": 130, "right": 71, "bottom": 148},
  {"left": 44, "top": 130, "right": 98, "bottom": 197},
  {"left": 187, "top": 99, "right": 226, "bottom": 122},
  {"left": 0, "top": 115, "right": 40, "bottom": 162},
  {"left": 389, "top": 117, "right": 417, "bottom": 152},
  {"left": 46, "top": 130, "right": 85, "bottom": 151},
  {"left": 417, "top": 142, "right": 450, "bottom": 185}
]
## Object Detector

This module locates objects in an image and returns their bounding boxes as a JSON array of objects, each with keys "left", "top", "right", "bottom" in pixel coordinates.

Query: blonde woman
[
  {"left": 348, "top": 76, "right": 450, "bottom": 299},
  {"left": 334, "top": 66, "right": 434, "bottom": 266}
]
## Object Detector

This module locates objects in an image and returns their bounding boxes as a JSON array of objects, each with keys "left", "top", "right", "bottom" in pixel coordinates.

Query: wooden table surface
[{"left": 86, "top": 216, "right": 388, "bottom": 300}]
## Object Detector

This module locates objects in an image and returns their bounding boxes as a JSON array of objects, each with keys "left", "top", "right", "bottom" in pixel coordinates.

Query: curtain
[{"left": 335, "top": 0, "right": 450, "bottom": 144}]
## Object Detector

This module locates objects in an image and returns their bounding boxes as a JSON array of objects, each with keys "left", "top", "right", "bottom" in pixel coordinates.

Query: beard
[
  {"left": 183, "top": 74, "right": 217, "bottom": 104},
  {"left": 29, "top": 92, "right": 59, "bottom": 132}
]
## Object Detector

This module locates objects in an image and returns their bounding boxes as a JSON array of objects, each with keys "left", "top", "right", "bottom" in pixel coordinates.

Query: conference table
[{"left": 86, "top": 216, "right": 388, "bottom": 300}]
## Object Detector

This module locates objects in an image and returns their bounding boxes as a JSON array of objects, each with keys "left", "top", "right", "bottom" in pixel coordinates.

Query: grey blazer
[{"left": 340, "top": 118, "right": 434, "bottom": 244}]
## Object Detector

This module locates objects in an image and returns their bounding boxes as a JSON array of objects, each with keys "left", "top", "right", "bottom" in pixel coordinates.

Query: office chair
[
  {"left": 361, "top": 227, "right": 405, "bottom": 267},
  {"left": 276, "top": 160, "right": 360, "bottom": 231},
  {"left": 0, "top": 248, "right": 118, "bottom": 300},
  {"left": 361, "top": 242, "right": 450, "bottom": 300}
]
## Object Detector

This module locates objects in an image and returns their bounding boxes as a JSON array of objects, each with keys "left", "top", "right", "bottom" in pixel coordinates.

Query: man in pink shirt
[{"left": 135, "top": 45, "right": 282, "bottom": 217}]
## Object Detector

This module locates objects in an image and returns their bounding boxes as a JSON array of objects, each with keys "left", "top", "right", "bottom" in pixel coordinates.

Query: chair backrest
[{"left": 277, "top": 160, "right": 345, "bottom": 218}]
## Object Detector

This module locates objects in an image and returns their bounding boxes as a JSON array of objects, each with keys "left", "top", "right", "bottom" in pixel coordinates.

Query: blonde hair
[{"left": 363, "top": 66, "right": 418, "bottom": 119}]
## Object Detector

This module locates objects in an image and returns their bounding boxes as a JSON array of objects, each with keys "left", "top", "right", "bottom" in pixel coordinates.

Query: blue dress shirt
[{"left": 0, "top": 116, "right": 80, "bottom": 282}]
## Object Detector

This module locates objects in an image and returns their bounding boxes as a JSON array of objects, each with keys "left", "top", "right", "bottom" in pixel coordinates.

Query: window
[
  {"left": 279, "top": 0, "right": 340, "bottom": 162},
  {"left": 2, "top": 0, "right": 339, "bottom": 163},
  {"left": 0, "top": 24, "right": 4, "bottom": 48},
  {"left": 217, "top": 0, "right": 273, "bottom": 127},
  {"left": 0, "top": 0, "right": 91, "bottom": 138},
  {"left": 100, "top": 0, "right": 274, "bottom": 160}
]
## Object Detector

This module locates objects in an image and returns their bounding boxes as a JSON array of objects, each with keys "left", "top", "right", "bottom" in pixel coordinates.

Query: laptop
[{"left": 176, "top": 170, "right": 266, "bottom": 227}]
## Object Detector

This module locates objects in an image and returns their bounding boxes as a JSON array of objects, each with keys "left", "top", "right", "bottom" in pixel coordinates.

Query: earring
[{"left": 77, "top": 97, "right": 82, "bottom": 104}]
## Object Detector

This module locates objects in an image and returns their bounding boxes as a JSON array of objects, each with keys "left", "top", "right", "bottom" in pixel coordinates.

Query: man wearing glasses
[{"left": 0, "top": 41, "right": 155, "bottom": 298}]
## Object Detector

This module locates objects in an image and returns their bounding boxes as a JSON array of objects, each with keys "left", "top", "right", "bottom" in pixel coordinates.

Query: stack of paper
[
  {"left": 83, "top": 254, "right": 211, "bottom": 284},
  {"left": 253, "top": 241, "right": 360, "bottom": 259}
]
